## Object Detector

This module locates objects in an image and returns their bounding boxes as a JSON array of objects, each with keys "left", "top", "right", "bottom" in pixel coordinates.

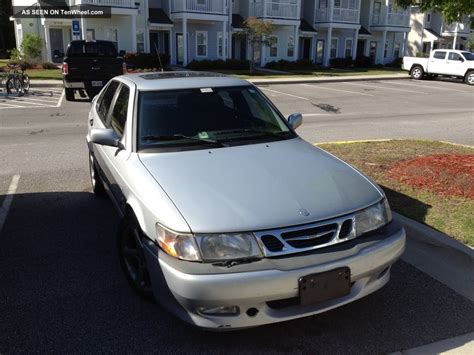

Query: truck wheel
[
  {"left": 465, "top": 71, "right": 474, "bottom": 86},
  {"left": 410, "top": 66, "right": 424, "bottom": 80},
  {"left": 65, "top": 88, "right": 75, "bottom": 101},
  {"left": 89, "top": 152, "right": 106, "bottom": 197},
  {"left": 118, "top": 213, "right": 154, "bottom": 301}
]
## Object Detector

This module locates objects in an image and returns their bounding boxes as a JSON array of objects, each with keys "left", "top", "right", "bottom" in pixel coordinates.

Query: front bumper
[{"left": 144, "top": 222, "right": 405, "bottom": 330}]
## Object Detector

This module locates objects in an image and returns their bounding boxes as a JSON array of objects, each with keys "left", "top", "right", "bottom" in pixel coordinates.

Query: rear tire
[
  {"left": 118, "top": 213, "right": 154, "bottom": 301},
  {"left": 6, "top": 76, "right": 24, "bottom": 96},
  {"left": 89, "top": 152, "right": 106, "bottom": 197},
  {"left": 464, "top": 71, "right": 474, "bottom": 86},
  {"left": 65, "top": 88, "right": 75, "bottom": 101},
  {"left": 21, "top": 73, "right": 30, "bottom": 93},
  {"left": 410, "top": 65, "right": 424, "bottom": 80}
]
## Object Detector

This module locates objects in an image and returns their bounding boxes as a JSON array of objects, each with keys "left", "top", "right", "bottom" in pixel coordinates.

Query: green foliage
[
  {"left": 395, "top": 0, "right": 473, "bottom": 23},
  {"left": 186, "top": 59, "right": 250, "bottom": 71},
  {"left": 466, "top": 33, "right": 474, "bottom": 51},
  {"left": 124, "top": 52, "right": 170, "bottom": 69},
  {"left": 265, "top": 59, "right": 314, "bottom": 70},
  {"left": 20, "top": 33, "right": 43, "bottom": 60},
  {"left": 41, "top": 62, "right": 58, "bottom": 69},
  {"left": 239, "top": 17, "right": 275, "bottom": 73}
]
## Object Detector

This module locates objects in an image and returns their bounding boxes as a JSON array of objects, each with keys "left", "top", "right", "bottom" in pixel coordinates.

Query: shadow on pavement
[{"left": 0, "top": 191, "right": 473, "bottom": 353}]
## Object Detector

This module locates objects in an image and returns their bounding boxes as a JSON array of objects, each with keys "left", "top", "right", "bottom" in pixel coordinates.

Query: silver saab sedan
[{"left": 86, "top": 72, "right": 405, "bottom": 330}]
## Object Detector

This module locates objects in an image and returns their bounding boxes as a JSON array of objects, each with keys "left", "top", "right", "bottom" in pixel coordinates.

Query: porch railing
[
  {"left": 249, "top": 0, "right": 299, "bottom": 20},
  {"left": 371, "top": 8, "right": 410, "bottom": 27},
  {"left": 72, "top": 0, "right": 134, "bottom": 7},
  {"left": 171, "top": 0, "right": 227, "bottom": 15},
  {"left": 315, "top": 7, "right": 359, "bottom": 23},
  {"left": 442, "top": 21, "right": 470, "bottom": 34}
]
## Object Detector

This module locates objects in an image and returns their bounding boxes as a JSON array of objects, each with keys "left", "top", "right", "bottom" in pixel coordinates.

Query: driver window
[
  {"left": 109, "top": 84, "right": 130, "bottom": 137},
  {"left": 448, "top": 52, "right": 462, "bottom": 61}
]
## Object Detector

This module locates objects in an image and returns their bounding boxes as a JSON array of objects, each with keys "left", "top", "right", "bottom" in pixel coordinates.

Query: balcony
[
  {"left": 72, "top": 0, "right": 134, "bottom": 7},
  {"left": 249, "top": 0, "right": 299, "bottom": 20},
  {"left": 371, "top": 8, "right": 410, "bottom": 27},
  {"left": 171, "top": 0, "right": 228, "bottom": 15},
  {"left": 442, "top": 21, "right": 470, "bottom": 35},
  {"left": 315, "top": 7, "right": 359, "bottom": 24}
]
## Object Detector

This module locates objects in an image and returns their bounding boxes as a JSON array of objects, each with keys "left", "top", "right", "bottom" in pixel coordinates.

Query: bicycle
[{"left": 5, "top": 63, "right": 30, "bottom": 96}]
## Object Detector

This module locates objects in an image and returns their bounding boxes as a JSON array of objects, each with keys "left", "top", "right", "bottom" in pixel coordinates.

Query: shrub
[
  {"left": 21, "top": 33, "right": 43, "bottom": 61},
  {"left": 124, "top": 52, "right": 170, "bottom": 69},
  {"left": 329, "top": 57, "right": 354, "bottom": 68},
  {"left": 41, "top": 62, "right": 58, "bottom": 69},
  {"left": 354, "top": 56, "right": 373, "bottom": 67},
  {"left": 385, "top": 58, "right": 403, "bottom": 68},
  {"left": 265, "top": 59, "right": 314, "bottom": 70},
  {"left": 186, "top": 59, "right": 250, "bottom": 71},
  {"left": 416, "top": 52, "right": 429, "bottom": 58}
]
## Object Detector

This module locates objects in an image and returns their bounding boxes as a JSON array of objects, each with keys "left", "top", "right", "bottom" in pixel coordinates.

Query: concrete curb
[
  {"left": 29, "top": 80, "right": 63, "bottom": 88},
  {"left": 394, "top": 212, "right": 474, "bottom": 257},
  {"left": 248, "top": 74, "right": 409, "bottom": 85}
]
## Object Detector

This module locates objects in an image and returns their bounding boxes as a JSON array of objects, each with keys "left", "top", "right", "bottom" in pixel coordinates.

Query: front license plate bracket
[{"left": 299, "top": 267, "right": 351, "bottom": 306}]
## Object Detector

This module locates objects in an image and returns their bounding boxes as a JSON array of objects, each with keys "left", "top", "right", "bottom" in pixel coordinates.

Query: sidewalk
[{"left": 29, "top": 72, "right": 408, "bottom": 87}]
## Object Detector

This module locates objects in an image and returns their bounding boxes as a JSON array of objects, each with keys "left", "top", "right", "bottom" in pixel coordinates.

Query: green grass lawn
[
  {"left": 25, "top": 69, "right": 62, "bottom": 80},
  {"left": 317, "top": 140, "right": 474, "bottom": 247}
]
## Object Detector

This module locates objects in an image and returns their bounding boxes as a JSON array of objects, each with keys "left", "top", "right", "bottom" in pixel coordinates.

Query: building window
[
  {"left": 196, "top": 31, "right": 208, "bottom": 57},
  {"left": 334, "top": 0, "right": 340, "bottom": 7},
  {"left": 319, "top": 0, "right": 327, "bottom": 9},
  {"left": 384, "top": 40, "right": 388, "bottom": 58},
  {"left": 86, "top": 29, "right": 95, "bottom": 41},
  {"left": 330, "top": 38, "right": 338, "bottom": 58},
  {"left": 136, "top": 30, "right": 145, "bottom": 52},
  {"left": 197, "top": 0, "right": 206, "bottom": 5},
  {"left": 393, "top": 42, "right": 401, "bottom": 58},
  {"left": 345, "top": 38, "right": 353, "bottom": 58},
  {"left": 369, "top": 41, "right": 377, "bottom": 59},
  {"left": 287, "top": 36, "right": 294, "bottom": 57},
  {"left": 426, "top": 13, "right": 431, "bottom": 23},
  {"left": 105, "top": 28, "right": 118, "bottom": 50},
  {"left": 269, "top": 36, "right": 278, "bottom": 57},
  {"left": 217, "top": 32, "right": 228, "bottom": 57}
]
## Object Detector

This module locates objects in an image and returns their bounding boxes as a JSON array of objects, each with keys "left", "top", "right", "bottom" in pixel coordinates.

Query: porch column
[
  {"left": 44, "top": 24, "right": 52, "bottom": 62},
  {"left": 260, "top": 35, "right": 266, "bottom": 67},
  {"left": 183, "top": 19, "right": 188, "bottom": 66},
  {"left": 430, "top": 39, "right": 434, "bottom": 52},
  {"left": 402, "top": 31, "right": 408, "bottom": 56},
  {"left": 222, "top": 20, "right": 227, "bottom": 59},
  {"left": 131, "top": 15, "right": 137, "bottom": 52},
  {"left": 352, "top": 29, "right": 359, "bottom": 60},
  {"left": 169, "top": 29, "right": 174, "bottom": 65},
  {"left": 293, "top": 25, "right": 299, "bottom": 61},
  {"left": 323, "top": 27, "right": 332, "bottom": 66},
  {"left": 453, "top": 22, "right": 458, "bottom": 49},
  {"left": 379, "top": 30, "right": 387, "bottom": 64},
  {"left": 80, "top": 17, "right": 86, "bottom": 40},
  {"left": 310, "top": 35, "right": 316, "bottom": 62}
]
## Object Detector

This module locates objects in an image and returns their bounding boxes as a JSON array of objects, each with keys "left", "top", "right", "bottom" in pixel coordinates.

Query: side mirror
[
  {"left": 288, "top": 113, "right": 303, "bottom": 130},
  {"left": 91, "top": 128, "right": 123, "bottom": 149}
]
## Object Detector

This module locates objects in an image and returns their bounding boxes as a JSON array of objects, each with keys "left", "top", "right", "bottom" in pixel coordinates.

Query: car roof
[{"left": 118, "top": 71, "right": 251, "bottom": 91}]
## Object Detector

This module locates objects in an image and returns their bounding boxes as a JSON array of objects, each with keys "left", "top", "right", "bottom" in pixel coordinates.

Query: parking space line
[
  {"left": 56, "top": 90, "right": 65, "bottom": 107},
  {"left": 0, "top": 174, "right": 20, "bottom": 234},
  {"left": 388, "top": 81, "right": 468, "bottom": 93},
  {"left": 344, "top": 82, "right": 428, "bottom": 94},
  {"left": 301, "top": 83, "right": 374, "bottom": 97},
  {"left": 0, "top": 102, "right": 26, "bottom": 108},
  {"left": 259, "top": 87, "right": 310, "bottom": 100},
  {"left": 6, "top": 97, "right": 58, "bottom": 104}
]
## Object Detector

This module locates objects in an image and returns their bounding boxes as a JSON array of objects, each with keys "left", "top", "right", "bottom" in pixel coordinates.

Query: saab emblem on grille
[{"left": 299, "top": 208, "right": 310, "bottom": 216}]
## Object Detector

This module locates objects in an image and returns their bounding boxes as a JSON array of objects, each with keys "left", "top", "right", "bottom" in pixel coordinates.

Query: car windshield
[
  {"left": 461, "top": 52, "right": 474, "bottom": 61},
  {"left": 67, "top": 42, "right": 117, "bottom": 57},
  {"left": 137, "top": 86, "right": 295, "bottom": 150}
]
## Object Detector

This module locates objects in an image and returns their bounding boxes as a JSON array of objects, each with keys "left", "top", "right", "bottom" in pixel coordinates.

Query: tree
[
  {"left": 240, "top": 17, "right": 274, "bottom": 73},
  {"left": 395, "top": 0, "right": 473, "bottom": 23},
  {"left": 20, "top": 33, "right": 43, "bottom": 61}
]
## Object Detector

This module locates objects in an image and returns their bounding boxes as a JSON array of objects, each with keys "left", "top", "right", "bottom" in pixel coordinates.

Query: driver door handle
[{"left": 89, "top": 118, "right": 94, "bottom": 126}]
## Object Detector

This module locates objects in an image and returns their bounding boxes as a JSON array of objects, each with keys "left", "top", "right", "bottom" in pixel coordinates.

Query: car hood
[{"left": 138, "top": 138, "right": 383, "bottom": 233}]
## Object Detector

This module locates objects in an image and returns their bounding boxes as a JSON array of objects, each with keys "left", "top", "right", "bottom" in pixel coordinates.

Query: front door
[
  {"left": 357, "top": 40, "right": 365, "bottom": 58},
  {"left": 302, "top": 38, "right": 311, "bottom": 60},
  {"left": 316, "top": 39, "right": 325, "bottom": 64},
  {"left": 369, "top": 41, "right": 377, "bottom": 62},
  {"left": 176, "top": 33, "right": 184, "bottom": 65},
  {"left": 49, "top": 28, "right": 64, "bottom": 63}
]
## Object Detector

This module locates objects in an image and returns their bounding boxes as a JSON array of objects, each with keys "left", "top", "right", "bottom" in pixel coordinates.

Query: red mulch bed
[{"left": 386, "top": 154, "right": 474, "bottom": 199}]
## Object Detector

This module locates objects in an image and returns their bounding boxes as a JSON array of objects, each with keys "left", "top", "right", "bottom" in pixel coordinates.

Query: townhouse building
[
  {"left": 407, "top": 8, "right": 471, "bottom": 56},
  {"left": 9, "top": 0, "right": 468, "bottom": 67}
]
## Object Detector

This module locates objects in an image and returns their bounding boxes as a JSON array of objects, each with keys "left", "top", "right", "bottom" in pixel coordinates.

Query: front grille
[
  {"left": 261, "top": 235, "right": 284, "bottom": 252},
  {"left": 254, "top": 214, "right": 358, "bottom": 257},
  {"left": 281, "top": 223, "right": 338, "bottom": 249}
]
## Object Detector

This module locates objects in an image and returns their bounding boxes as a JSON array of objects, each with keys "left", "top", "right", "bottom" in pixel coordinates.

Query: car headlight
[
  {"left": 196, "top": 233, "right": 263, "bottom": 262},
  {"left": 155, "top": 224, "right": 201, "bottom": 261},
  {"left": 355, "top": 199, "right": 392, "bottom": 237}
]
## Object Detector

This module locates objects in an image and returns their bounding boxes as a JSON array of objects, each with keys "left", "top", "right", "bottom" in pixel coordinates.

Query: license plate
[
  {"left": 91, "top": 81, "right": 103, "bottom": 87},
  {"left": 299, "top": 267, "right": 351, "bottom": 306}
]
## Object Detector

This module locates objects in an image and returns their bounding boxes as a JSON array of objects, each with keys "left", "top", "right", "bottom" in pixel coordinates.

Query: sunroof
[{"left": 139, "top": 72, "right": 226, "bottom": 80}]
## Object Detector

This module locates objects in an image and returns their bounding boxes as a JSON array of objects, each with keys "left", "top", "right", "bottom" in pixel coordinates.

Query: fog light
[{"left": 198, "top": 306, "right": 239, "bottom": 316}]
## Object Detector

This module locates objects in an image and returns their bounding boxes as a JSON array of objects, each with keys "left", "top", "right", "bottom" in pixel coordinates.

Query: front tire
[
  {"left": 118, "top": 214, "right": 154, "bottom": 300},
  {"left": 410, "top": 65, "right": 424, "bottom": 80},
  {"left": 465, "top": 71, "right": 474, "bottom": 86},
  {"left": 65, "top": 88, "right": 75, "bottom": 101},
  {"left": 89, "top": 152, "right": 106, "bottom": 197}
]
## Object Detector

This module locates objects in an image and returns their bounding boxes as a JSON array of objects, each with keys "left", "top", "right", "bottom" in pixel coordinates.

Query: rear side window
[
  {"left": 98, "top": 81, "right": 119, "bottom": 123},
  {"left": 110, "top": 85, "right": 130, "bottom": 136},
  {"left": 448, "top": 52, "right": 462, "bottom": 61},
  {"left": 67, "top": 42, "right": 117, "bottom": 57},
  {"left": 433, "top": 51, "right": 447, "bottom": 60}
]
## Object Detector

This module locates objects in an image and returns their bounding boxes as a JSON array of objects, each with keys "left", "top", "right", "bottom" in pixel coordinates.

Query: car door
[
  {"left": 445, "top": 52, "right": 466, "bottom": 76},
  {"left": 428, "top": 51, "right": 448, "bottom": 74}
]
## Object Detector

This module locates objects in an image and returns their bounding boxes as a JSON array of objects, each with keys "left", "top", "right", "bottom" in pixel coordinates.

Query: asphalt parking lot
[
  {"left": 0, "top": 86, "right": 64, "bottom": 109},
  {"left": 0, "top": 78, "right": 473, "bottom": 353}
]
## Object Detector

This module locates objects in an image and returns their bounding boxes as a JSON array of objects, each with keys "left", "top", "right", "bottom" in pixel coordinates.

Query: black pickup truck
[{"left": 62, "top": 40, "right": 125, "bottom": 101}]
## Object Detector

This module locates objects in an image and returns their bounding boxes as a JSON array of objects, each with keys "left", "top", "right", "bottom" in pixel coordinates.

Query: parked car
[
  {"left": 62, "top": 40, "right": 126, "bottom": 101},
  {"left": 86, "top": 72, "right": 406, "bottom": 330},
  {"left": 402, "top": 49, "right": 474, "bottom": 85}
]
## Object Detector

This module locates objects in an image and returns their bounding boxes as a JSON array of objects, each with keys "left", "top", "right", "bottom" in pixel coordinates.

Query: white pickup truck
[{"left": 402, "top": 49, "right": 474, "bottom": 85}]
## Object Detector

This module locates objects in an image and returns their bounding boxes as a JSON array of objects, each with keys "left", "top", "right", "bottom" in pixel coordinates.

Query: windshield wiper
[
  {"left": 141, "top": 134, "right": 228, "bottom": 147},
  {"left": 218, "top": 129, "right": 292, "bottom": 141}
]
